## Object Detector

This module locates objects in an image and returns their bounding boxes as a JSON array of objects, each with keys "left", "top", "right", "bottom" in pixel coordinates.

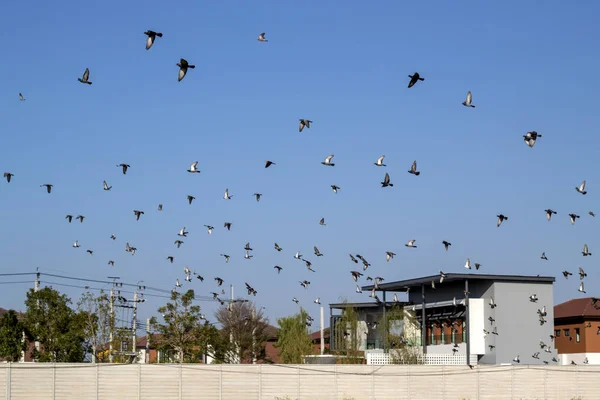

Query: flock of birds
[{"left": 2, "top": 28, "right": 596, "bottom": 363}]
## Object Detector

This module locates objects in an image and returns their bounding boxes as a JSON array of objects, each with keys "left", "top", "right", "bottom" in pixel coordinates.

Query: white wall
[
  {"left": 468, "top": 298, "right": 486, "bottom": 355},
  {"left": 559, "top": 352, "right": 600, "bottom": 365}
]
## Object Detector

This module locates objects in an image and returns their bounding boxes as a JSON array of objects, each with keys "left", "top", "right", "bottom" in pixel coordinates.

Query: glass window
[
  {"left": 555, "top": 329, "right": 561, "bottom": 337},
  {"left": 576, "top": 328, "right": 580, "bottom": 342},
  {"left": 564, "top": 329, "right": 570, "bottom": 337}
]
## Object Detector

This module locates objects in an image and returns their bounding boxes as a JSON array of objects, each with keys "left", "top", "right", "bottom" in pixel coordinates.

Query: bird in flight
[
  {"left": 65, "top": 215, "right": 73, "bottom": 223},
  {"left": 76, "top": 215, "right": 85, "bottom": 223},
  {"left": 408, "top": 161, "right": 420, "bottom": 176},
  {"left": 589, "top": 211, "right": 596, "bottom": 217},
  {"left": 374, "top": 155, "right": 386, "bottom": 167},
  {"left": 265, "top": 161, "right": 276, "bottom": 168},
  {"left": 576, "top": 180, "right": 587, "bottom": 195},
  {"left": 523, "top": 131, "right": 542, "bottom": 147},
  {"left": 73, "top": 240, "right": 80, "bottom": 248},
  {"left": 299, "top": 119, "right": 312, "bottom": 132},
  {"left": 174, "top": 240, "right": 183, "bottom": 248},
  {"left": 331, "top": 185, "right": 340, "bottom": 193},
  {"left": 569, "top": 213, "right": 580, "bottom": 225},
  {"left": 144, "top": 30, "right": 163, "bottom": 50},
  {"left": 40, "top": 184, "right": 53, "bottom": 193},
  {"left": 321, "top": 155, "right": 335, "bottom": 167},
  {"left": 497, "top": 214, "right": 508, "bottom": 227},
  {"left": 177, "top": 58, "right": 195, "bottom": 82},
  {"left": 220, "top": 254, "right": 230, "bottom": 263},
  {"left": 204, "top": 225, "right": 214, "bottom": 235},
  {"left": 117, "top": 164, "right": 130, "bottom": 174},
  {"left": 541, "top": 252, "right": 548, "bottom": 260},
  {"left": 462, "top": 91, "right": 476, "bottom": 107},
  {"left": 442, "top": 241, "right": 451, "bottom": 251},
  {"left": 407, "top": 72, "right": 424, "bottom": 88},
  {"left": 253, "top": 193, "right": 262, "bottom": 202},
  {"left": 178, "top": 227, "right": 188, "bottom": 237},
  {"left": 582, "top": 244, "right": 592, "bottom": 256},
  {"left": 405, "top": 240, "right": 417, "bottom": 248},
  {"left": 187, "top": 195, "right": 195, "bottom": 205},
  {"left": 224, "top": 189, "right": 232, "bottom": 200},
  {"left": 544, "top": 209, "right": 556, "bottom": 221},
  {"left": 257, "top": 32, "right": 268, "bottom": 42},
  {"left": 187, "top": 161, "right": 200, "bottom": 173},
  {"left": 274, "top": 265, "right": 282, "bottom": 274},
  {"left": 381, "top": 172, "right": 393, "bottom": 187},
  {"left": 133, "top": 210, "right": 144, "bottom": 221},
  {"left": 274, "top": 243, "right": 283, "bottom": 252},
  {"left": 319, "top": 218, "right": 326, "bottom": 226},
  {"left": 78, "top": 68, "right": 92, "bottom": 85},
  {"left": 385, "top": 251, "right": 395, "bottom": 262},
  {"left": 19, "top": 93, "right": 25, "bottom": 101},
  {"left": 224, "top": 222, "right": 232, "bottom": 231},
  {"left": 3, "top": 172, "right": 13, "bottom": 183}
]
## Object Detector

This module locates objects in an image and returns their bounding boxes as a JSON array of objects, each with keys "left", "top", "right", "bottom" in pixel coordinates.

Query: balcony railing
[{"left": 408, "top": 333, "right": 466, "bottom": 347}]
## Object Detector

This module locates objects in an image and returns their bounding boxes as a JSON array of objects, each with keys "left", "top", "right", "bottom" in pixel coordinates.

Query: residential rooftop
[
  {"left": 362, "top": 273, "right": 556, "bottom": 292},
  {"left": 555, "top": 297, "right": 600, "bottom": 320}
]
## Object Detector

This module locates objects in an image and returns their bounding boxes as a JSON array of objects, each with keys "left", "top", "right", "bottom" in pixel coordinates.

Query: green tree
[
  {"left": 0, "top": 310, "right": 28, "bottom": 361},
  {"left": 77, "top": 290, "right": 112, "bottom": 363},
  {"left": 215, "top": 301, "right": 271, "bottom": 363},
  {"left": 149, "top": 289, "right": 210, "bottom": 363},
  {"left": 23, "top": 287, "right": 88, "bottom": 362},
  {"left": 274, "top": 307, "right": 312, "bottom": 363},
  {"left": 378, "top": 305, "right": 422, "bottom": 364},
  {"left": 332, "top": 299, "right": 363, "bottom": 364}
]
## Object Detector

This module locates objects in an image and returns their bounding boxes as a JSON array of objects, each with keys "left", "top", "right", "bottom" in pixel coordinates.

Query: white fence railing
[
  {"left": 366, "top": 351, "right": 478, "bottom": 365},
  {"left": 1, "top": 362, "right": 599, "bottom": 400}
]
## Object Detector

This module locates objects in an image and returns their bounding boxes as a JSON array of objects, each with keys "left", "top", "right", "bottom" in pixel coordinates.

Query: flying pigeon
[
  {"left": 158, "top": 204, "right": 163, "bottom": 211},
  {"left": 103, "top": 180, "right": 112, "bottom": 191},
  {"left": 314, "top": 246, "right": 323, "bottom": 257},
  {"left": 219, "top": 254, "right": 230, "bottom": 263},
  {"left": 265, "top": 161, "right": 276, "bottom": 168},
  {"left": 541, "top": 252, "right": 548, "bottom": 260},
  {"left": 545, "top": 209, "right": 557, "bottom": 221},
  {"left": 356, "top": 285, "right": 363, "bottom": 293},
  {"left": 464, "top": 258, "right": 472, "bottom": 270},
  {"left": 144, "top": 30, "right": 163, "bottom": 50},
  {"left": 274, "top": 265, "right": 282, "bottom": 274},
  {"left": 321, "top": 155, "right": 335, "bottom": 166},
  {"left": 529, "top": 294, "right": 538, "bottom": 302},
  {"left": 73, "top": 240, "right": 80, "bottom": 248},
  {"left": 576, "top": 180, "right": 587, "bottom": 195},
  {"left": 523, "top": 131, "right": 542, "bottom": 147},
  {"left": 76, "top": 215, "right": 85, "bottom": 223},
  {"left": 108, "top": 260, "right": 115, "bottom": 267},
  {"left": 174, "top": 240, "right": 183, "bottom": 248},
  {"left": 187, "top": 161, "right": 200, "bottom": 173},
  {"left": 319, "top": 218, "right": 326, "bottom": 226},
  {"left": 562, "top": 271, "right": 573, "bottom": 279},
  {"left": 274, "top": 243, "right": 282, "bottom": 252},
  {"left": 166, "top": 256, "right": 174, "bottom": 263},
  {"left": 178, "top": 227, "right": 188, "bottom": 237},
  {"left": 374, "top": 155, "right": 386, "bottom": 167},
  {"left": 65, "top": 215, "right": 73, "bottom": 223},
  {"left": 244, "top": 251, "right": 253, "bottom": 259},
  {"left": 569, "top": 213, "right": 580, "bottom": 225},
  {"left": 489, "top": 298, "right": 497, "bottom": 308},
  {"left": 589, "top": 211, "right": 595, "bottom": 217},
  {"left": 224, "top": 189, "right": 232, "bottom": 200},
  {"left": 579, "top": 282, "right": 586, "bottom": 293},
  {"left": 110, "top": 234, "right": 116, "bottom": 240},
  {"left": 385, "top": 251, "right": 395, "bottom": 262},
  {"left": 349, "top": 254, "right": 358, "bottom": 263},
  {"left": 299, "top": 119, "right": 312, "bottom": 132},
  {"left": 4, "top": 172, "right": 14, "bottom": 183},
  {"left": 85, "top": 250, "right": 93, "bottom": 255},
  {"left": 292, "top": 297, "right": 299, "bottom": 304},
  {"left": 245, "top": 242, "right": 253, "bottom": 251},
  {"left": 439, "top": 271, "right": 447, "bottom": 283},
  {"left": 314, "top": 297, "right": 320, "bottom": 304},
  {"left": 331, "top": 185, "right": 340, "bottom": 193},
  {"left": 583, "top": 244, "right": 591, "bottom": 256},
  {"left": 133, "top": 210, "right": 144, "bottom": 221},
  {"left": 351, "top": 271, "right": 363, "bottom": 282},
  {"left": 294, "top": 251, "right": 302, "bottom": 259},
  {"left": 204, "top": 225, "right": 214, "bottom": 235},
  {"left": 175, "top": 279, "right": 182, "bottom": 288},
  {"left": 78, "top": 68, "right": 92, "bottom": 85},
  {"left": 187, "top": 195, "right": 195, "bottom": 205},
  {"left": 177, "top": 58, "right": 195, "bottom": 82},
  {"left": 253, "top": 193, "right": 262, "bottom": 202},
  {"left": 19, "top": 93, "right": 25, "bottom": 101},
  {"left": 442, "top": 241, "right": 451, "bottom": 251},
  {"left": 407, "top": 72, "right": 424, "bottom": 88},
  {"left": 257, "top": 32, "right": 268, "bottom": 42},
  {"left": 405, "top": 240, "right": 417, "bottom": 248},
  {"left": 462, "top": 91, "right": 475, "bottom": 107},
  {"left": 497, "top": 214, "right": 508, "bottom": 227},
  {"left": 117, "top": 164, "right": 130, "bottom": 174},
  {"left": 579, "top": 267, "right": 587, "bottom": 280},
  {"left": 408, "top": 161, "right": 420, "bottom": 176},
  {"left": 40, "top": 184, "right": 53, "bottom": 193},
  {"left": 381, "top": 172, "right": 393, "bottom": 187},
  {"left": 215, "top": 277, "right": 224, "bottom": 287}
]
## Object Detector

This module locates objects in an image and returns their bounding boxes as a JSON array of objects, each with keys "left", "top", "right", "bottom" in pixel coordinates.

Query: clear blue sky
[{"left": 1, "top": 0, "right": 599, "bottom": 331}]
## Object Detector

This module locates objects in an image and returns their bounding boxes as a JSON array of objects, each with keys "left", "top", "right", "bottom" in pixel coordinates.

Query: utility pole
[
  {"left": 131, "top": 282, "right": 145, "bottom": 363},
  {"left": 251, "top": 306, "right": 256, "bottom": 364},
  {"left": 108, "top": 276, "right": 121, "bottom": 364},
  {"left": 320, "top": 306, "right": 325, "bottom": 355}
]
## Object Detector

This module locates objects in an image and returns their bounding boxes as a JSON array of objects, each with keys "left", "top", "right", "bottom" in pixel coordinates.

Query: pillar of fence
[{"left": 6, "top": 362, "right": 10, "bottom": 400}]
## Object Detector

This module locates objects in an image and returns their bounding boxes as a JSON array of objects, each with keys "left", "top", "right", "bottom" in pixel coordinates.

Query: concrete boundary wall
[{"left": 0, "top": 363, "right": 598, "bottom": 400}]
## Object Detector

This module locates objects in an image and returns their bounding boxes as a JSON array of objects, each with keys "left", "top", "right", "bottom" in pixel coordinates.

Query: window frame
[
  {"left": 575, "top": 328, "right": 580, "bottom": 343},
  {"left": 564, "top": 329, "right": 570, "bottom": 337}
]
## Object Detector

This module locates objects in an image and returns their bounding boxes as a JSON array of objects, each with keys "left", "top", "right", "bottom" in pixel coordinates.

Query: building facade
[
  {"left": 554, "top": 297, "right": 600, "bottom": 365},
  {"left": 331, "top": 273, "right": 556, "bottom": 365}
]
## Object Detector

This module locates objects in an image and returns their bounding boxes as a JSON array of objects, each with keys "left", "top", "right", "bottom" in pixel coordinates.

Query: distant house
[
  {"left": 310, "top": 328, "right": 330, "bottom": 354},
  {"left": 554, "top": 297, "right": 600, "bottom": 365},
  {"left": 258, "top": 325, "right": 280, "bottom": 364},
  {"left": 331, "top": 273, "right": 556, "bottom": 365}
]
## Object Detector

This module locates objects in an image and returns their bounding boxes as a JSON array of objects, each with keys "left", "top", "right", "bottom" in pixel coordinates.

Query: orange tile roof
[{"left": 554, "top": 297, "right": 600, "bottom": 319}]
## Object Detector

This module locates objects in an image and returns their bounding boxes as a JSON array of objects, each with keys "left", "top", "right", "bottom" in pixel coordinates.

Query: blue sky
[{"left": 1, "top": 0, "right": 599, "bottom": 332}]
